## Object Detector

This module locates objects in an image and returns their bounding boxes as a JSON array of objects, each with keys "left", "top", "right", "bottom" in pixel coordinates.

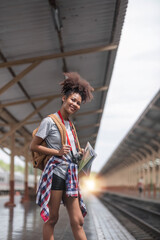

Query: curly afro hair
[{"left": 60, "top": 72, "right": 94, "bottom": 103}]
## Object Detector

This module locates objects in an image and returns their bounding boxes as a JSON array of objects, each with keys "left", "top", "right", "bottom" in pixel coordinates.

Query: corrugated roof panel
[
  {"left": 65, "top": 51, "right": 109, "bottom": 86},
  {"left": 19, "top": 60, "right": 63, "bottom": 96},
  {"left": 6, "top": 103, "right": 35, "bottom": 121},
  {"left": 154, "top": 122, "right": 160, "bottom": 131},
  {"left": 59, "top": 0, "right": 116, "bottom": 50},
  {"left": 0, "top": 0, "right": 59, "bottom": 59},
  {"left": 0, "top": 75, "right": 27, "bottom": 102},
  {"left": 0, "top": 0, "right": 128, "bottom": 152},
  {"left": 139, "top": 119, "right": 153, "bottom": 127},
  {"left": 146, "top": 109, "right": 160, "bottom": 119}
]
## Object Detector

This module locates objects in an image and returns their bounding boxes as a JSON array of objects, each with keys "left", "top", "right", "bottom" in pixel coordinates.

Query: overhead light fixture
[{"left": 51, "top": 7, "right": 63, "bottom": 32}]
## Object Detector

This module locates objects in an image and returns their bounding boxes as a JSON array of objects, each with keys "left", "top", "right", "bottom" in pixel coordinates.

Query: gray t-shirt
[{"left": 35, "top": 112, "right": 77, "bottom": 179}]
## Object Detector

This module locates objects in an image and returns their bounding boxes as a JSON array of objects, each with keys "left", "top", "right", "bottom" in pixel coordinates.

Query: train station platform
[
  {"left": 104, "top": 191, "right": 160, "bottom": 204},
  {"left": 0, "top": 193, "right": 135, "bottom": 240}
]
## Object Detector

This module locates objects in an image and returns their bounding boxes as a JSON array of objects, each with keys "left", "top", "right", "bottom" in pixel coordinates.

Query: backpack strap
[
  {"left": 32, "top": 127, "right": 39, "bottom": 137},
  {"left": 49, "top": 114, "right": 81, "bottom": 152},
  {"left": 31, "top": 114, "right": 81, "bottom": 170},
  {"left": 32, "top": 114, "right": 67, "bottom": 170},
  {"left": 70, "top": 121, "right": 81, "bottom": 151},
  {"left": 48, "top": 114, "right": 66, "bottom": 146}
]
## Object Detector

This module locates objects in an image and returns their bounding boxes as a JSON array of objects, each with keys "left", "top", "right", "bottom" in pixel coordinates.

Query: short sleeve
[{"left": 35, "top": 117, "right": 52, "bottom": 139}]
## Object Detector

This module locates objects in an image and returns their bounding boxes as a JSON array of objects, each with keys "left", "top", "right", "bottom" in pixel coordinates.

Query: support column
[
  {"left": 135, "top": 162, "right": 138, "bottom": 195},
  {"left": 148, "top": 161, "right": 151, "bottom": 198},
  {"left": 131, "top": 164, "right": 134, "bottom": 193},
  {"left": 145, "top": 160, "right": 149, "bottom": 197},
  {"left": 153, "top": 155, "right": 159, "bottom": 199},
  {"left": 155, "top": 163, "right": 158, "bottom": 199},
  {"left": 142, "top": 159, "right": 146, "bottom": 196},
  {"left": 5, "top": 133, "right": 16, "bottom": 207},
  {"left": 152, "top": 157, "right": 156, "bottom": 199},
  {"left": 21, "top": 146, "right": 29, "bottom": 203},
  {"left": 155, "top": 156, "right": 160, "bottom": 198}
]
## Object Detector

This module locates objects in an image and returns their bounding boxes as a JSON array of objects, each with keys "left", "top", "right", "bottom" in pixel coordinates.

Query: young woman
[{"left": 30, "top": 72, "right": 94, "bottom": 240}]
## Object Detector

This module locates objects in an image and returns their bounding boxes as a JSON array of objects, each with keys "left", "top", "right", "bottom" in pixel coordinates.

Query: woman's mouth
[{"left": 70, "top": 106, "right": 76, "bottom": 111}]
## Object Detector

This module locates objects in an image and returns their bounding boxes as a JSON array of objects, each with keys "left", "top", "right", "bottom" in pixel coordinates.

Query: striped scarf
[{"left": 36, "top": 156, "right": 87, "bottom": 222}]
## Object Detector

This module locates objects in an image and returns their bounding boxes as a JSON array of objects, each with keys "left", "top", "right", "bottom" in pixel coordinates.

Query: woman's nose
[{"left": 76, "top": 103, "right": 80, "bottom": 108}]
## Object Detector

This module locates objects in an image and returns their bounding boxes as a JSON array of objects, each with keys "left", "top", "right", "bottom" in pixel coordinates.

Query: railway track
[{"left": 98, "top": 193, "right": 160, "bottom": 240}]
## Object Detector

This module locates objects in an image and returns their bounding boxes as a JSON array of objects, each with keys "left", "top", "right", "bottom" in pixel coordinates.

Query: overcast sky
[
  {"left": 0, "top": 0, "right": 160, "bottom": 171},
  {"left": 92, "top": 0, "right": 160, "bottom": 172}
]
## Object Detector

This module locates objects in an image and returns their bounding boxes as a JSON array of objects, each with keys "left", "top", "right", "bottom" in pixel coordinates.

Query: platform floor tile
[
  {"left": 0, "top": 195, "right": 97, "bottom": 240},
  {"left": 88, "top": 194, "right": 136, "bottom": 240},
  {"left": 0, "top": 194, "right": 135, "bottom": 240}
]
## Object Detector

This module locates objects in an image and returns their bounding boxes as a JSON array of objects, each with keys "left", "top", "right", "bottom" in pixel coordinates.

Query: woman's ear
[{"left": 62, "top": 95, "right": 66, "bottom": 103}]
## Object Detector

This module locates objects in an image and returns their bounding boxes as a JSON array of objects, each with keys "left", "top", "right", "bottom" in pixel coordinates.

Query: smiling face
[{"left": 62, "top": 92, "right": 82, "bottom": 116}]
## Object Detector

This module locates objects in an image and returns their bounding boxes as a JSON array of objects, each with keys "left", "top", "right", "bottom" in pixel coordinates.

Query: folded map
[{"left": 78, "top": 142, "right": 97, "bottom": 174}]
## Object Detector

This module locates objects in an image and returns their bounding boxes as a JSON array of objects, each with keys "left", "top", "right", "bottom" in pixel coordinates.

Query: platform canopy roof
[
  {"left": 100, "top": 90, "right": 160, "bottom": 176},
  {"left": 0, "top": 0, "right": 128, "bottom": 157}
]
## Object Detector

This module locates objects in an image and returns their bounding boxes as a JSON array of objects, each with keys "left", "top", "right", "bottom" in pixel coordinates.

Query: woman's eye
[{"left": 71, "top": 98, "right": 81, "bottom": 106}]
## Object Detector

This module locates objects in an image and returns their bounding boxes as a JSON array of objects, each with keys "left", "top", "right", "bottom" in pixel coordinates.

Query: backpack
[{"left": 31, "top": 114, "right": 80, "bottom": 170}]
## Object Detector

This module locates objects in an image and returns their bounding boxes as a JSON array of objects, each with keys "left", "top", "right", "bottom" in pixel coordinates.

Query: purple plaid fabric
[{"left": 36, "top": 156, "right": 87, "bottom": 222}]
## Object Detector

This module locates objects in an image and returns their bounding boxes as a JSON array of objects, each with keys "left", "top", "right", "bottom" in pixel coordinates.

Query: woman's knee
[
  {"left": 70, "top": 216, "right": 84, "bottom": 230},
  {"left": 48, "top": 214, "right": 59, "bottom": 227}
]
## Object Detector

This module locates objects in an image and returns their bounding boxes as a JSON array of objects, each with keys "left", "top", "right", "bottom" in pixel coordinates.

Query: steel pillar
[{"left": 5, "top": 133, "right": 16, "bottom": 207}]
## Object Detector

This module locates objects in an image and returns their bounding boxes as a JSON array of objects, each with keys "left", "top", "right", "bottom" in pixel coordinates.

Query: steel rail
[
  {"left": 110, "top": 195, "right": 160, "bottom": 217},
  {"left": 100, "top": 196, "right": 160, "bottom": 238}
]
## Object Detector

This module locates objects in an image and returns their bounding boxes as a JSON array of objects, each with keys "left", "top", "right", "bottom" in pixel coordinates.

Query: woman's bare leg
[
  {"left": 43, "top": 190, "right": 63, "bottom": 240},
  {"left": 64, "top": 194, "right": 87, "bottom": 240}
]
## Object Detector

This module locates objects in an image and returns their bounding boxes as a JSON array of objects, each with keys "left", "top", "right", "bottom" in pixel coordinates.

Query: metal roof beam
[
  {"left": 126, "top": 136, "right": 156, "bottom": 154},
  {"left": 0, "top": 61, "right": 41, "bottom": 95},
  {"left": 151, "top": 139, "right": 160, "bottom": 149},
  {"left": 0, "top": 107, "right": 102, "bottom": 144},
  {"left": 125, "top": 143, "right": 147, "bottom": 158},
  {"left": 0, "top": 143, "right": 23, "bottom": 157},
  {"left": 0, "top": 93, "right": 61, "bottom": 109},
  {"left": 126, "top": 132, "right": 159, "bottom": 152},
  {"left": 121, "top": 158, "right": 134, "bottom": 167},
  {"left": 0, "top": 107, "right": 31, "bottom": 139},
  {"left": 143, "top": 143, "right": 157, "bottom": 154},
  {"left": 0, "top": 85, "right": 108, "bottom": 109},
  {"left": 117, "top": 144, "right": 144, "bottom": 162},
  {"left": 0, "top": 51, "right": 43, "bottom": 120},
  {"left": 0, "top": 97, "right": 54, "bottom": 144},
  {"left": 127, "top": 141, "right": 152, "bottom": 155},
  {"left": 131, "top": 153, "right": 141, "bottom": 161},
  {"left": 77, "top": 123, "right": 100, "bottom": 131},
  {"left": 0, "top": 44, "right": 117, "bottom": 68},
  {"left": 139, "top": 147, "right": 151, "bottom": 156},
  {"left": 17, "top": 122, "right": 100, "bottom": 131},
  {"left": 120, "top": 141, "right": 147, "bottom": 159}
]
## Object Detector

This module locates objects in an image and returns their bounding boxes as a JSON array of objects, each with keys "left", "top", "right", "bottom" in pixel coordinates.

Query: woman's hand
[
  {"left": 58, "top": 145, "right": 71, "bottom": 156},
  {"left": 79, "top": 148, "right": 84, "bottom": 155}
]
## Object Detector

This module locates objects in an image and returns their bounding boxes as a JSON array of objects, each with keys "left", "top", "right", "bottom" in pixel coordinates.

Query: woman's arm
[{"left": 30, "top": 136, "right": 71, "bottom": 156}]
